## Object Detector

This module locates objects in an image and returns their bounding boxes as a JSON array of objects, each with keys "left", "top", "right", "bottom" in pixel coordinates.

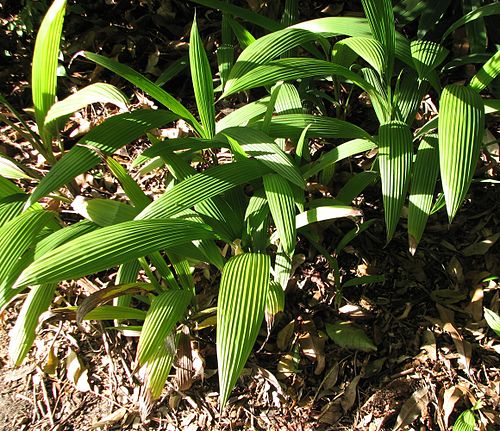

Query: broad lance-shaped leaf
[
  {"left": 334, "top": 37, "right": 386, "bottom": 79},
  {"left": 296, "top": 206, "right": 362, "bottom": 229},
  {"left": 408, "top": 136, "right": 439, "bottom": 254},
  {"left": 9, "top": 284, "right": 57, "bottom": 365},
  {"left": 0, "top": 209, "right": 55, "bottom": 297},
  {"left": 137, "top": 289, "right": 192, "bottom": 365},
  {"left": 143, "top": 332, "right": 177, "bottom": 402},
  {"left": 302, "top": 139, "right": 376, "bottom": 179},
  {"left": 261, "top": 114, "right": 372, "bottom": 141},
  {"left": 410, "top": 40, "right": 448, "bottom": 83},
  {"left": 441, "top": 3, "right": 500, "bottom": 42},
  {"left": 264, "top": 174, "right": 296, "bottom": 255},
  {"left": 83, "top": 52, "right": 204, "bottom": 136},
  {"left": 136, "top": 159, "right": 271, "bottom": 220},
  {"left": 15, "top": 219, "right": 215, "bottom": 287},
  {"left": 190, "top": 16, "right": 215, "bottom": 139},
  {"left": 32, "top": 0, "right": 66, "bottom": 146},
  {"left": 217, "top": 253, "right": 270, "bottom": 407},
  {"left": 439, "top": 85, "right": 484, "bottom": 222},
  {"left": 221, "top": 58, "right": 387, "bottom": 117},
  {"left": 360, "top": 0, "right": 395, "bottom": 83},
  {"left": 28, "top": 109, "right": 177, "bottom": 205},
  {"left": 44, "top": 83, "right": 128, "bottom": 125},
  {"left": 71, "top": 196, "right": 140, "bottom": 226},
  {"left": 378, "top": 121, "right": 413, "bottom": 242},
  {"left": 469, "top": 50, "right": 500, "bottom": 93}
]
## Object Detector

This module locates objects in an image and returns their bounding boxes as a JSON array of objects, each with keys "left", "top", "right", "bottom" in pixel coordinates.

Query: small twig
[{"left": 39, "top": 374, "right": 55, "bottom": 427}]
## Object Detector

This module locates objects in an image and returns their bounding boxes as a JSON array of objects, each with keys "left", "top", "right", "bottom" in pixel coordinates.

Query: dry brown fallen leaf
[
  {"left": 462, "top": 232, "right": 500, "bottom": 256},
  {"left": 91, "top": 407, "right": 128, "bottom": 429},
  {"left": 66, "top": 348, "right": 91, "bottom": 392},
  {"left": 341, "top": 375, "right": 361, "bottom": 412},
  {"left": 441, "top": 385, "right": 468, "bottom": 429},
  {"left": 392, "top": 386, "right": 429, "bottom": 431}
]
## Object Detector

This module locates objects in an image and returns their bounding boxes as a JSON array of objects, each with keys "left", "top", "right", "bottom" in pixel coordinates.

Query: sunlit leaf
[
  {"left": 484, "top": 308, "right": 500, "bottom": 337},
  {"left": 264, "top": 174, "right": 296, "bottom": 255},
  {"left": 28, "top": 110, "right": 177, "bottom": 205},
  {"left": 44, "top": 83, "right": 128, "bottom": 125},
  {"left": 378, "top": 121, "right": 413, "bottom": 242},
  {"left": 9, "top": 284, "right": 56, "bottom": 365},
  {"left": 190, "top": 16, "right": 215, "bottom": 139},
  {"left": 16, "top": 219, "right": 215, "bottom": 287},
  {"left": 32, "top": 0, "right": 66, "bottom": 146},
  {"left": 296, "top": 206, "right": 362, "bottom": 230},
  {"left": 83, "top": 52, "right": 203, "bottom": 136},
  {"left": 469, "top": 51, "right": 500, "bottom": 93},
  {"left": 439, "top": 84, "right": 484, "bottom": 221},
  {"left": 408, "top": 136, "right": 439, "bottom": 254},
  {"left": 217, "top": 253, "right": 270, "bottom": 407},
  {"left": 138, "top": 289, "right": 192, "bottom": 365},
  {"left": 302, "top": 139, "right": 376, "bottom": 179}
]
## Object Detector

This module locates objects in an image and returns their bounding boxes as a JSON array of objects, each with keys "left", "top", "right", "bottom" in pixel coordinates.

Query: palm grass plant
[{"left": 0, "top": 0, "right": 499, "bottom": 412}]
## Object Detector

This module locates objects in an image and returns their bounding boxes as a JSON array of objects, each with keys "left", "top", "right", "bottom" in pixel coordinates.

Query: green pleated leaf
[
  {"left": 336, "top": 171, "right": 379, "bottom": 205},
  {"left": 408, "top": 135, "right": 439, "bottom": 254},
  {"left": 83, "top": 52, "right": 203, "bottom": 136},
  {"left": 15, "top": 219, "right": 215, "bottom": 287},
  {"left": 452, "top": 409, "right": 476, "bottom": 431},
  {"left": 28, "top": 109, "right": 177, "bottom": 205},
  {"left": 32, "top": 0, "right": 66, "bottom": 146},
  {"left": 469, "top": 51, "right": 500, "bottom": 93},
  {"left": 190, "top": 0, "right": 281, "bottom": 32},
  {"left": 263, "top": 174, "right": 296, "bottom": 255},
  {"left": 360, "top": 0, "right": 395, "bottom": 82},
  {"left": 137, "top": 289, "right": 192, "bottom": 365},
  {"left": 265, "top": 280, "right": 285, "bottom": 331},
  {"left": 226, "top": 16, "right": 256, "bottom": 49},
  {"left": 9, "top": 283, "right": 57, "bottom": 365},
  {"left": 0, "top": 155, "right": 33, "bottom": 180},
  {"left": 216, "top": 96, "right": 269, "bottom": 132},
  {"left": 302, "top": 139, "right": 376, "bottom": 179},
  {"left": 410, "top": 40, "right": 448, "bottom": 83},
  {"left": 221, "top": 128, "right": 306, "bottom": 188},
  {"left": 262, "top": 114, "right": 372, "bottom": 141},
  {"left": 439, "top": 84, "right": 484, "bottom": 222},
  {"left": 217, "top": 252, "right": 270, "bottom": 407},
  {"left": 143, "top": 333, "right": 177, "bottom": 400},
  {"left": 0, "top": 210, "right": 55, "bottom": 295},
  {"left": 441, "top": 3, "right": 500, "bottom": 42},
  {"left": 136, "top": 159, "right": 271, "bottom": 220},
  {"left": 217, "top": 44, "right": 234, "bottom": 89},
  {"left": 243, "top": 189, "right": 269, "bottom": 252},
  {"left": 393, "top": 69, "right": 427, "bottom": 124},
  {"left": 224, "top": 28, "right": 327, "bottom": 95},
  {"left": 44, "top": 83, "right": 128, "bottom": 126},
  {"left": 335, "top": 37, "right": 386, "bottom": 78},
  {"left": 0, "top": 194, "right": 27, "bottom": 228},
  {"left": 155, "top": 56, "right": 189, "bottom": 87},
  {"left": 106, "top": 157, "right": 151, "bottom": 210},
  {"left": 71, "top": 196, "right": 140, "bottom": 226},
  {"left": 483, "top": 308, "right": 500, "bottom": 337},
  {"left": 296, "top": 206, "right": 362, "bottom": 229},
  {"left": 378, "top": 121, "right": 413, "bottom": 242},
  {"left": 0, "top": 176, "right": 24, "bottom": 199},
  {"left": 190, "top": 16, "right": 216, "bottom": 139},
  {"left": 335, "top": 219, "right": 376, "bottom": 254},
  {"left": 222, "top": 58, "right": 386, "bottom": 117},
  {"left": 34, "top": 220, "right": 97, "bottom": 259}
]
